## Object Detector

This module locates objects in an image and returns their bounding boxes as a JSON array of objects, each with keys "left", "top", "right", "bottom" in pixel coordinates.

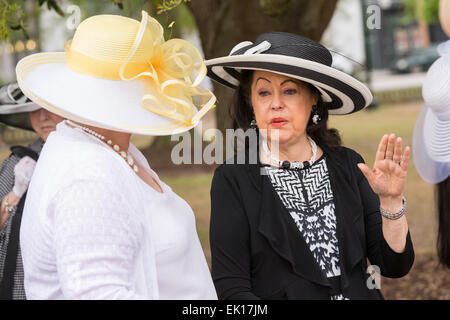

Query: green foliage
[
  {"left": 401, "top": 0, "right": 440, "bottom": 24},
  {"left": 421, "top": 0, "right": 440, "bottom": 24},
  {"left": 153, "top": 0, "right": 191, "bottom": 14},
  {"left": 1, "top": 0, "right": 23, "bottom": 41},
  {"left": 0, "top": 0, "right": 191, "bottom": 42},
  {"left": 0, "top": 0, "right": 65, "bottom": 41}
]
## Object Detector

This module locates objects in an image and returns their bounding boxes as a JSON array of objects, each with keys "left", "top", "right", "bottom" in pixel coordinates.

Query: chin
[{"left": 266, "top": 130, "right": 294, "bottom": 146}]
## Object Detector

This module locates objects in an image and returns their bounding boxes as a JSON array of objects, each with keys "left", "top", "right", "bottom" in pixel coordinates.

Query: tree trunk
[{"left": 187, "top": 0, "right": 338, "bottom": 134}]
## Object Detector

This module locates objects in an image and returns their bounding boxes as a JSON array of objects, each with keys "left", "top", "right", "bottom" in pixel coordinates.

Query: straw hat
[
  {"left": 16, "top": 11, "right": 216, "bottom": 136},
  {"left": 0, "top": 82, "right": 41, "bottom": 130},
  {"left": 205, "top": 32, "right": 373, "bottom": 115}
]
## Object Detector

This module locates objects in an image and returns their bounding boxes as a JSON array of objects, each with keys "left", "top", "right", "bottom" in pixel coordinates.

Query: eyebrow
[
  {"left": 255, "top": 77, "right": 301, "bottom": 86},
  {"left": 255, "top": 77, "right": 270, "bottom": 85},
  {"left": 281, "top": 79, "right": 301, "bottom": 86}
]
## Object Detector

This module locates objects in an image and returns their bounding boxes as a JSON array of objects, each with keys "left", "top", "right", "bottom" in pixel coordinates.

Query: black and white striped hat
[
  {"left": 205, "top": 32, "right": 373, "bottom": 115},
  {"left": 0, "top": 82, "right": 41, "bottom": 130}
]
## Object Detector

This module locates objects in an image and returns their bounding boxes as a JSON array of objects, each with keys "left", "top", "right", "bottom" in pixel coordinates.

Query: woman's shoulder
[
  {"left": 38, "top": 128, "right": 132, "bottom": 185},
  {"left": 214, "top": 154, "right": 254, "bottom": 177}
]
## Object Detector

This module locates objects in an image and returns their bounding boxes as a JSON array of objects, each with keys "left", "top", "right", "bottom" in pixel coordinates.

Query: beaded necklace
[
  {"left": 66, "top": 120, "right": 139, "bottom": 173},
  {"left": 262, "top": 135, "right": 317, "bottom": 170}
]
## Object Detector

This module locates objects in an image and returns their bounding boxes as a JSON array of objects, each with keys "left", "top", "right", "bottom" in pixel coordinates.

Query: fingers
[
  {"left": 375, "top": 134, "right": 389, "bottom": 161},
  {"left": 400, "top": 146, "right": 410, "bottom": 171},
  {"left": 385, "top": 133, "right": 396, "bottom": 160},
  {"left": 393, "top": 137, "right": 402, "bottom": 164}
]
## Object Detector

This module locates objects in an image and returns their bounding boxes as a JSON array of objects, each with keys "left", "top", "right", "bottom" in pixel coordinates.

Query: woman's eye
[
  {"left": 258, "top": 90, "right": 270, "bottom": 97},
  {"left": 284, "top": 89, "right": 297, "bottom": 95}
]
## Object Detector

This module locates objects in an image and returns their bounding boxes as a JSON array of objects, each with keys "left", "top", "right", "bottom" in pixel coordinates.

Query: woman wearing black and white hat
[
  {"left": 0, "top": 82, "right": 64, "bottom": 299},
  {"left": 207, "top": 32, "right": 414, "bottom": 300}
]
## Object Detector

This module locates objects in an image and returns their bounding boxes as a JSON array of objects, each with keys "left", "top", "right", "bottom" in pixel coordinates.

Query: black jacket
[{"left": 209, "top": 143, "right": 414, "bottom": 300}]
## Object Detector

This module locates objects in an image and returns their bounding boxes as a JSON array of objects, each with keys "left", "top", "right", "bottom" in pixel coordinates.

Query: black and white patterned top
[
  {"left": 0, "top": 138, "right": 43, "bottom": 300},
  {"left": 265, "top": 156, "right": 348, "bottom": 300}
]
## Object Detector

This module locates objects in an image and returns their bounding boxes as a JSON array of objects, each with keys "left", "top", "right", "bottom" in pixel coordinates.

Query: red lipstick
[{"left": 270, "top": 117, "right": 288, "bottom": 128}]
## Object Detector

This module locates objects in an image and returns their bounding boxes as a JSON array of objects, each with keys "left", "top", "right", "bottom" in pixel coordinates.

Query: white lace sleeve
[{"left": 52, "top": 180, "right": 146, "bottom": 300}]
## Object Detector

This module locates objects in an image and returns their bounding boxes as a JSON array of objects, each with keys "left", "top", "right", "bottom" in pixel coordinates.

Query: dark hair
[
  {"left": 437, "top": 176, "right": 450, "bottom": 268},
  {"left": 230, "top": 70, "right": 341, "bottom": 149}
]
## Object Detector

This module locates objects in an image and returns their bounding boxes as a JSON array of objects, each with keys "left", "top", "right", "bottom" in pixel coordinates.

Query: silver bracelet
[{"left": 380, "top": 196, "right": 406, "bottom": 220}]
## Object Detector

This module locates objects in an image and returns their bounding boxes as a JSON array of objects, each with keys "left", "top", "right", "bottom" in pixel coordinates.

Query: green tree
[{"left": 401, "top": 0, "right": 440, "bottom": 24}]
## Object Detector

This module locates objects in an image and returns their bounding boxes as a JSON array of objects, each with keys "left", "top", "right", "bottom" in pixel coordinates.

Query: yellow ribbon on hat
[{"left": 65, "top": 11, "right": 215, "bottom": 127}]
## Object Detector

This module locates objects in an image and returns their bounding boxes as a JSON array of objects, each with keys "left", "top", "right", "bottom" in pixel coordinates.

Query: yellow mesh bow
[{"left": 65, "top": 11, "right": 215, "bottom": 127}]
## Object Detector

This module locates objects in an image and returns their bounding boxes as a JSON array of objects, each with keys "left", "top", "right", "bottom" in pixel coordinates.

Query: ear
[{"left": 310, "top": 91, "right": 319, "bottom": 108}]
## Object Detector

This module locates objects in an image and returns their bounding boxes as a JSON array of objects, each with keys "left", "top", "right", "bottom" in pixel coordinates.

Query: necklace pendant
[
  {"left": 281, "top": 160, "right": 291, "bottom": 169},
  {"left": 291, "top": 161, "right": 303, "bottom": 170}
]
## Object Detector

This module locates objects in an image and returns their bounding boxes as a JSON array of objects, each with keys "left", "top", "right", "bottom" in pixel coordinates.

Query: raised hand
[{"left": 357, "top": 134, "right": 410, "bottom": 200}]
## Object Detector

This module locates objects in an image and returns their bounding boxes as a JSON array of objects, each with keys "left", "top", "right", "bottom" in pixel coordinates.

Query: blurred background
[{"left": 0, "top": 0, "right": 449, "bottom": 299}]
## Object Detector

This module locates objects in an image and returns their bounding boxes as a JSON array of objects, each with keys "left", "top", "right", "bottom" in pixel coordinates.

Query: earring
[
  {"left": 312, "top": 105, "right": 321, "bottom": 124},
  {"left": 250, "top": 119, "right": 258, "bottom": 129}
]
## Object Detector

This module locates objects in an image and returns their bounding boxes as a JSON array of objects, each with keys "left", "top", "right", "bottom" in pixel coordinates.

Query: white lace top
[{"left": 20, "top": 121, "right": 217, "bottom": 300}]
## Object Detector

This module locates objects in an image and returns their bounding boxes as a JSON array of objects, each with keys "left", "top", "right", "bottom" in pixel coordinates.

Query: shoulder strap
[{"left": 0, "top": 192, "right": 26, "bottom": 300}]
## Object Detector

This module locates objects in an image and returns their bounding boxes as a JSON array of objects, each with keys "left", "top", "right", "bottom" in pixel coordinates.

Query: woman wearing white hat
[
  {"left": 412, "top": 0, "right": 450, "bottom": 268},
  {"left": 0, "top": 82, "right": 64, "bottom": 299},
  {"left": 16, "top": 11, "right": 217, "bottom": 299},
  {"left": 206, "top": 32, "right": 414, "bottom": 299}
]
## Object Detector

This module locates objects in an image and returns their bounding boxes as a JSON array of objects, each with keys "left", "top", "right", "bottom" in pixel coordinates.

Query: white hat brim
[
  {"left": 16, "top": 53, "right": 196, "bottom": 136},
  {"left": 412, "top": 103, "right": 450, "bottom": 184}
]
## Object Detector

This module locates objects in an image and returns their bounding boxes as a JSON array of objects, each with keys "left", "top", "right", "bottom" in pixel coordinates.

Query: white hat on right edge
[{"left": 412, "top": 54, "right": 450, "bottom": 184}]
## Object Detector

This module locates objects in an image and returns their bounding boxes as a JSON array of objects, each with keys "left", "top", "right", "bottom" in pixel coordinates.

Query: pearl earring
[{"left": 312, "top": 105, "right": 321, "bottom": 124}]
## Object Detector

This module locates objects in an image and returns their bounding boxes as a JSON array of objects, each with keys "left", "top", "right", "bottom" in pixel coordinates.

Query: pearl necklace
[
  {"left": 262, "top": 136, "right": 317, "bottom": 170},
  {"left": 66, "top": 120, "right": 139, "bottom": 173}
]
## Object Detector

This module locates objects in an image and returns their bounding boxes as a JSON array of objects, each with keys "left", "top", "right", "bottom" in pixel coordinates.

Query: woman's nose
[
  {"left": 270, "top": 93, "right": 284, "bottom": 110},
  {"left": 39, "top": 109, "right": 50, "bottom": 120}
]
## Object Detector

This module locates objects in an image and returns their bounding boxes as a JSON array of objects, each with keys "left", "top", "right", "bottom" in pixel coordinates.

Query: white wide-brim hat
[
  {"left": 412, "top": 55, "right": 450, "bottom": 184},
  {"left": 205, "top": 32, "right": 373, "bottom": 115},
  {"left": 16, "top": 11, "right": 216, "bottom": 136},
  {"left": 0, "top": 82, "right": 41, "bottom": 130}
]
